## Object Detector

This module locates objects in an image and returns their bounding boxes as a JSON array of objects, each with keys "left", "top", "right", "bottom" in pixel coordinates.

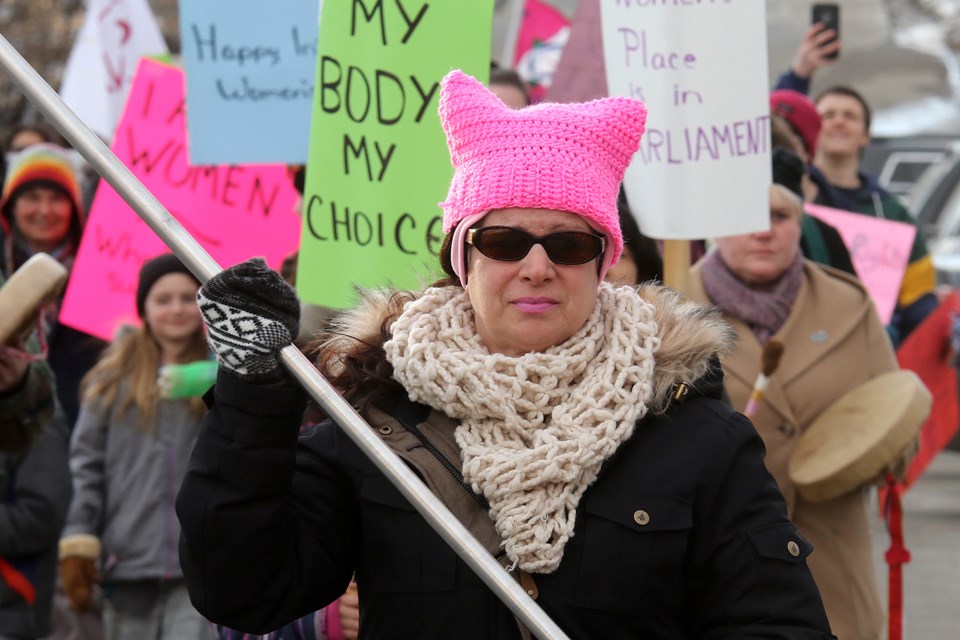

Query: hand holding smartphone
[{"left": 812, "top": 3, "right": 841, "bottom": 60}]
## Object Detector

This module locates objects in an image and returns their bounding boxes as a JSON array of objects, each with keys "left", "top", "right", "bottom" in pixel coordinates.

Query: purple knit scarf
[{"left": 700, "top": 250, "right": 803, "bottom": 344}]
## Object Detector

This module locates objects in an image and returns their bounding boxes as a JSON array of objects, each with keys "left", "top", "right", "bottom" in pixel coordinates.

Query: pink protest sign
[
  {"left": 513, "top": 0, "right": 570, "bottom": 103},
  {"left": 805, "top": 203, "right": 915, "bottom": 324},
  {"left": 60, "top": 58, "right": 301, "bottom": 341}
]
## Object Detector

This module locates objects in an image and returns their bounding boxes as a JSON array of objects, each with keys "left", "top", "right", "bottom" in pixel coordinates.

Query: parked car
[{"left": 861, "top": 136, "right": 955, "bottom": 205}]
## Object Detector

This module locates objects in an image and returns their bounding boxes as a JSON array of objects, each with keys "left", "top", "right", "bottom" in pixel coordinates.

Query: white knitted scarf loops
[{"left": 384, "top": 283, "right": 660, "bottom": 573}]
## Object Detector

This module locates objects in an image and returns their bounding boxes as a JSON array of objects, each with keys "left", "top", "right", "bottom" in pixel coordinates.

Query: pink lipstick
[{"left": 512, "top": 297, "right": 557, "bottom": 314}]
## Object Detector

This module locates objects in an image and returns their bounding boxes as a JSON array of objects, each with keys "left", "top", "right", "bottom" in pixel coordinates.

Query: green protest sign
[{"left": 297, "top": 0, "right": 493, "bottom": 307}]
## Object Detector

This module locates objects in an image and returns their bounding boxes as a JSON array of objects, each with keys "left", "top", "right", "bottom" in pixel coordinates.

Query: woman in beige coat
[{"left": 687, "top": 148, "right": 903, "bottom": 640}]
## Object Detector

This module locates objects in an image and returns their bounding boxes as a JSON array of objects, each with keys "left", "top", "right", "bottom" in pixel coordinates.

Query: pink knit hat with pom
[{"left": 439, "top": 70, "right": 647, "bottom": 284}]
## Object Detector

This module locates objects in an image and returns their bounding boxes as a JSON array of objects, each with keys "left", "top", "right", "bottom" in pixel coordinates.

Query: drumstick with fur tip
[{"left": 744, "top": 339, "right": 784, "bottom": 418}]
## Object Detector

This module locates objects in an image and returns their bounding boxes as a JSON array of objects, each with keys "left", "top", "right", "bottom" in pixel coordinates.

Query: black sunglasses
[{"left": 466, "top": 226, "right": 606, "bottom": 265}]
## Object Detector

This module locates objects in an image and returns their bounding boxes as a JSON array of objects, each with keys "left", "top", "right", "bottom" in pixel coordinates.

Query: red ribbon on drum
[{"left": 883, "top": 478, "right": 910, "bottom": 640}]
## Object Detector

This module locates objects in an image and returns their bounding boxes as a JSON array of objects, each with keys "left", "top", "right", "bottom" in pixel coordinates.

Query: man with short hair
[{"left": 808, "top": 85, "right": 938, "bottom": 345}]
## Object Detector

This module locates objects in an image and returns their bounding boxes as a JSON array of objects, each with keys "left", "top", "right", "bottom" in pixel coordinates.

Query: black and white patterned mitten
[{"left": 197, "top": 258, "right": 300, "bottom": 384}]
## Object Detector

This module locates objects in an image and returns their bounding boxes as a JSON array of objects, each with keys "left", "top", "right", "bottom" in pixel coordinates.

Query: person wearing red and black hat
[
  {"left": 0, "top": 143, "right": 107, "bottom": 428},
  {"left": 770, "top": 94, "right": 857, "bottom": 278},
  {"left": 770, "top": 89, "right": 820, "bottom": 166}
]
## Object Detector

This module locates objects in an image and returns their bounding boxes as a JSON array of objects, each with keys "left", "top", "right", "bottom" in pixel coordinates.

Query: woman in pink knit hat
[{"left": 177, "top": 70, "right": 834, "bottom": 639}]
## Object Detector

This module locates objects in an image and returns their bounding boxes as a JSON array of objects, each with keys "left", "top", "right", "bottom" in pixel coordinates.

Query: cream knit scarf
[{"left": 384, "top": 283, "right": 660, "bottom": 573}]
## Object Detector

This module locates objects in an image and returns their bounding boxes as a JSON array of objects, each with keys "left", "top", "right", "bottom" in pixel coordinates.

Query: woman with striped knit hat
[
  {"left": 0, "top": 143, "right": 85, "bottom": 276},
  {"left": 0, "top": 143, "right": 106, "bottom": 427}
]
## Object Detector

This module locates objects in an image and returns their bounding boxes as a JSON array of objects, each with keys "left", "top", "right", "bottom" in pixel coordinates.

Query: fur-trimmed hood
[{"left": 321, "top": 283, "right": 735, "bottom": 414}]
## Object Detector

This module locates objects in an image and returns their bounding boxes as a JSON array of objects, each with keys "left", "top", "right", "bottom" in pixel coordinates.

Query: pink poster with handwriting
[
  {"left": 60, "top": 58, "right": 301, "bottom": 341},
  {"left": 805, "top": 203, "right": 915, "bottom": 324}
]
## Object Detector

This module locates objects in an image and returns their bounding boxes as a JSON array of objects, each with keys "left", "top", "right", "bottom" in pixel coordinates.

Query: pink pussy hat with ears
[{"left": 438, "top": 69, "right": 648, "bottom": 285}]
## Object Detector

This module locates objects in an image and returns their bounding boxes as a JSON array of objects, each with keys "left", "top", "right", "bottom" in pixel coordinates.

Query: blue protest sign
[{"left": 179, "top": 0, "right": 319, "bottom": 164}]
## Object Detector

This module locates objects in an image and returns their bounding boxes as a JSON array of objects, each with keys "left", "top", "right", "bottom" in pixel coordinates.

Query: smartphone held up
[{"left": 812, "top": 3, "right": 841, "bottom": 60}]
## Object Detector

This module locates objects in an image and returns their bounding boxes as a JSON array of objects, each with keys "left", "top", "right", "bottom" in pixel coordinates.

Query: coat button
[
  {"left": 787, "top": 540, "right": 800, "bottom": 557},
  {"left": 778, "top": 423, "right": 797, "bottom": 437},
  {"left": 378, "top": 425, "right": 393, "bottom": 436},
  {"left": 633, "top": 510, "right": 650, "bottom": 526}
]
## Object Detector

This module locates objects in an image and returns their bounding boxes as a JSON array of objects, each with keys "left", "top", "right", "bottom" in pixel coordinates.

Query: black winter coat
[
  {"left": 0, "top": 407, "right": 72, "bottom": 639},
  {"left": 177, "top": 368, "right": 834, "bottom": 640}
]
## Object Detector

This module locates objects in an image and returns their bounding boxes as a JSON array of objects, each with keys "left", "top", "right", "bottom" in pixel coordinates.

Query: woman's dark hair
[
  {"left": 771, "top": 146, "right": 805, "bottom": 200},
  {"left": 311, "top": 292, "right": 411, "bottom": 420},
  {"left": 489, "top": 66, "right": 531, "bottom": 107},
  {"left": 310, "top": 233, "right": 459, "bottom": 420},
  {"left": 617, "top": 190, "right": 663, "bottom": 284},
  {"left": 4, "top": 122, "right": 59, "bottom": 151},
  {"left": 437, "top": 231, "right": 458, "bottom": 282}
]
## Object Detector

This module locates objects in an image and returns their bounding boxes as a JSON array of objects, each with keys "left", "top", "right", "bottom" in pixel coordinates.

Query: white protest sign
[
  {"left": 601, "top": 0, "right": 770, "bottom": 239},
  {"left": 60, "top": 0, "right": 169, "bottom": 140}
]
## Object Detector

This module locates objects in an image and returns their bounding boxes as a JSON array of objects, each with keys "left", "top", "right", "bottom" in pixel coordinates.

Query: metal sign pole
[{"left": 0, "top": 34, "right": 569, "bottom": 640}]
